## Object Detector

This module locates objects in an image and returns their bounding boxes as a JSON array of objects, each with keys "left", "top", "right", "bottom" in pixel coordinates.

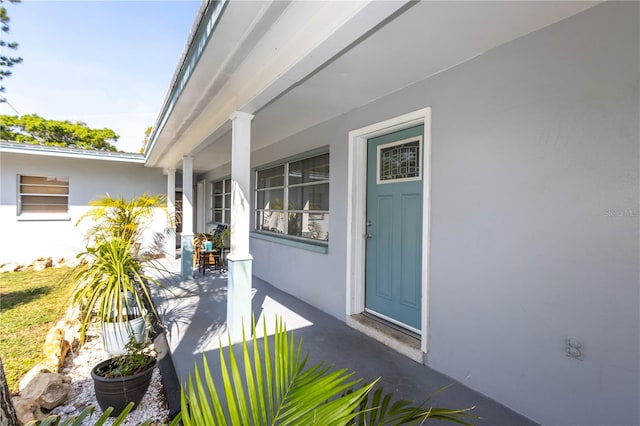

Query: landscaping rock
[
  {"left": 65, "top": 305, "right": 81, "bottom": 323},
  {"left": 18, "top": 364, "right": 51, "bottom": 392},
  {"left": 33, "top": 257, "right": 53, "bottom": 271},
  {"left": 55, "top": 257, "right": 80, "bottom": 268},
  {"left": 12, "top": 396, "right": 45, "bottom": 425},
  {"left": 57, "top": 316, "right": 81, "bottom": 349},
  {"left": 39, "top": 379, "right": 72, "bottom": 410},
  {"left": 0, "top": 262, "right": 21, "bottom": 273},
  {"left": 19, "top": 372, "right": 71, "bottom": 411},
  {"left": 50, "top": 404, "right": 77, "bottom": 416},
  {"left": 42, "top": 327, "right": 71, "bottom": 371}
]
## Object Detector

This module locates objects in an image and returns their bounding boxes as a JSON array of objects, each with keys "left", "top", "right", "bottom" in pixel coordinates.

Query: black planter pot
[{"left": 91, "top": 358, "right": 156, "bottom": 417}]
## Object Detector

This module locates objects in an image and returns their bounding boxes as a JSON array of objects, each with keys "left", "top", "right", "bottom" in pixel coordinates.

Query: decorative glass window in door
[{"left": 377, "top": 136, "right": 422, "bottom": 184}]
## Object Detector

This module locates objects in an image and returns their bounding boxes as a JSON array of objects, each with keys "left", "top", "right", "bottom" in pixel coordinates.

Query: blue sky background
[{"left": 0, "top": 0, "right": 201, "bottom": 153}]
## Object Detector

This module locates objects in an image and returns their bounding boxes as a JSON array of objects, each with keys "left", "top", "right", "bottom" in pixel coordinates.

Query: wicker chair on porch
[
  {"left": 194, "top": 233, "right": 220, "bottom": 274},
  {"left": 193, "top": 233, "right": 208, "bottom": 268}
]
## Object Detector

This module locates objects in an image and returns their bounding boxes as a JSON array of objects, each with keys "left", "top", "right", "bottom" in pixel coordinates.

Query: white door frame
[{"left": 346, "top": 107, "right": 432, "bottom": 354}]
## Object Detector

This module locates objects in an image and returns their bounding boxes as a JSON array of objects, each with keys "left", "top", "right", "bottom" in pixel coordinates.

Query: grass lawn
[{"left": 0, "top": 267, "right": 75, "bottom": 392}]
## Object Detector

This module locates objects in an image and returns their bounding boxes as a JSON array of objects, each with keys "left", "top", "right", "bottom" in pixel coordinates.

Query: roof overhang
[
  {"left": 146, "top": 0, "right": 600, "bottom": 173},
  {"left": 145, "top": 0, "right": 411, "bottom": 171},
  {"left": 0, "top": 140, "right": 145, "bottom": 163}
]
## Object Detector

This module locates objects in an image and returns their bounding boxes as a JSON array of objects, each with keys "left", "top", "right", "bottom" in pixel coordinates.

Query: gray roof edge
[
  {"left": 144, "top": 0, "right": 224, "bottom": 162},
  {"left": 0, "top": 140, "right": 146, "bottom": 163}
]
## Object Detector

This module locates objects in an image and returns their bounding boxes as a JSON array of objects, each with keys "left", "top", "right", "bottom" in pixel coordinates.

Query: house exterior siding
[
  {"left": 3, "top": 2, "right": 631, "bottom": 425},
  {"left": 0, "top": 151, "right": 167, "bottom": 264},
  {"left": 249, "top": 3, "right": 639, "bottom": 425}
]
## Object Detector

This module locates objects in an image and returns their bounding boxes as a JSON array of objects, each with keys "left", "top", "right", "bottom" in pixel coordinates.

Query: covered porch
[
  {"left": 144, "top": 2, "right": 640, "bottom": 424},
  {"left": 153, "top": 263, "right": 536, "bottom": 425}
]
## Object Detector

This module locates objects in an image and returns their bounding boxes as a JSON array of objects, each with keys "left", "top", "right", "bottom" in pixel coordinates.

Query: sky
[{"left": 0, "top": 0, "right": 202, "bottom": 153}]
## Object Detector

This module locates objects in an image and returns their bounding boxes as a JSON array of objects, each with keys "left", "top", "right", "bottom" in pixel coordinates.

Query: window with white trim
[
  {"left": 255, "top": 152, "right": 329, "bottom": 242},
  {"left": 211, "top": 178, "right": 231, "bottom": 224},
  {"left": 18, "top": 175, "right": 69, "bottom": 214}
]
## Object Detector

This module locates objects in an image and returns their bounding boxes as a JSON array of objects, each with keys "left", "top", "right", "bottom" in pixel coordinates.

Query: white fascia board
[
  {"left": 144, "top": 1, "right": 223, "bottom": 163},
  {"left": 152, "top": 0, "right": 410, "bottom": 170},
  {"left": 0, "top": 142, "right": 145, "bottom": 163}
]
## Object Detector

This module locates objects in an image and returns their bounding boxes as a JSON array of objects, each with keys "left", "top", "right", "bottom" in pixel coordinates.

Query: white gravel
[{"left": 51, "top": 330, "right": 170, "bottom": 425}]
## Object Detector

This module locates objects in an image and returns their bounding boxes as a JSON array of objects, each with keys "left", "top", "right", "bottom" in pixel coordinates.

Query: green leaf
[
  {"left": 175, "top": 317, "right": 475, "bottom": 426},
  {"left": 59, "top": 406, "right": 96, "bottom": 426},
  {"left": 106, "top": 402, "right": 135, "bottom": 425}
]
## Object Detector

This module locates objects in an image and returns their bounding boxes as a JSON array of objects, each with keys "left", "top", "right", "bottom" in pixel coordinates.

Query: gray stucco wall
[
  {"left": 250, "top": 3, "right": 639, "bottom": 425},
  {"left": 0, "top": 152, "right": 167, "bottom": 263}
]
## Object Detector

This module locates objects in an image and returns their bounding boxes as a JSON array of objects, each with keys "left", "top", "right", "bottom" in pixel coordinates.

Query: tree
[
  {"left": 0, "top": 356, "right": 17, "bottom": 426},
  {"left": 140, "top": 125, "right": 152, "bottom": 154},
  {"left": 0, "top": 114, "right": 120, "bottom": 151},
  {"left": 0, "top": 2, "right": 20, "bottom": 424},
  {"left": 0, "top": 0, "right": 22, "bottom": 97}
]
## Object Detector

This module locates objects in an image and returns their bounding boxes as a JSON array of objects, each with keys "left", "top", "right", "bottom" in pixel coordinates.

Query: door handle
[{"left": 365, "top": 220, "right": 373, "bottom": 240}]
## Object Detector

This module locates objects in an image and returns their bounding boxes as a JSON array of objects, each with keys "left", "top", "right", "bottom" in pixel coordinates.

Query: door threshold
[
  {"left": 347, "top": 313, "right": 423, "bottom": 364},
  {"left": 362, "top": 311, "right": 420, "bottom": 339}
]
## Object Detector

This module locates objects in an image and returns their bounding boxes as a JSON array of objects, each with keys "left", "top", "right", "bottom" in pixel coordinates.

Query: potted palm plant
[
  {"left": 72, "top": 193, "right": 168, "bottom": 355},
  {"left": 71, "top": 237, "right": 160, "bottom": 355},
  {"left": 77, "top": 192, "right": 168, "bottom": 250}
]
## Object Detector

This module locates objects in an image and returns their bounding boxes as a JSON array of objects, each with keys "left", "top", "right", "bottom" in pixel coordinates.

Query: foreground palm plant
[{"left": 176, "top": 318, "right": 475, "bottom": 425}]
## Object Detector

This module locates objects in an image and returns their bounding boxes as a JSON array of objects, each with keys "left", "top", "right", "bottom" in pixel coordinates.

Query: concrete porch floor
[{"left": 153, "top": 266, "right": 537, "bottom": 425}]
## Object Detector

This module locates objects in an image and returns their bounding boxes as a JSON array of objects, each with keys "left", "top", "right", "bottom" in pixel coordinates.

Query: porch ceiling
[{"left": 147, "top": 0, "right": 599, "bottom": 173}]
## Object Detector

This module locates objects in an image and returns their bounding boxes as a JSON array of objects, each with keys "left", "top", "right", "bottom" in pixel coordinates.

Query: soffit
[{"left": 149, "top": 1, "right": 599, "bottom": 173}]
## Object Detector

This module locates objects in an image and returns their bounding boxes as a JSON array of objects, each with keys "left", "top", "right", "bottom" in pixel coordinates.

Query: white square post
[
  {"left": 165, "top": 168, "right": 177, "bottom": 260},
  {"left": 181, "top": 156, "right": 194, "bottom": 279},
  {"left": 227, "top": 111, "right": 254, "bottom": 342}
]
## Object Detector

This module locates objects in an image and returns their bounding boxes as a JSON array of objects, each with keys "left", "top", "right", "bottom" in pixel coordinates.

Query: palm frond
[
  {"left": 176, "top": 317, "right": 476, "bottom": 426},
  {"left": 178, "top": 318, "right": 374, "bottom": 426},
  {"left": 70, "top": 237, "right": 162, "bottom": 344},
  {"left": 24, "top": 402, "right": 138, "bottom": 426},
  {"left": 350, "top": 384, "right": 476, "bottom": 425},
  {"left": 76, "top": 193, "right": 168, "bottom": 248}
]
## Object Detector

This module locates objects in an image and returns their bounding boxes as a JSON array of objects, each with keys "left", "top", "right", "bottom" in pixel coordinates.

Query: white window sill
[
  {"left": 17, "top": 213, "right": 71, "bottom": 222},
  {"left": 250, "top": 231, "right": 328, "bottom": 254}
]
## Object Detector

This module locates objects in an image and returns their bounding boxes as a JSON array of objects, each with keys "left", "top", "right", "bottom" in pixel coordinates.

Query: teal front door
[{"left": 365, "top": 125, "right": 423, "bottom": 331}]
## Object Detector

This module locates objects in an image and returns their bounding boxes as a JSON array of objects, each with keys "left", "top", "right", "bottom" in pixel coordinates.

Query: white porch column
[
  {"left": 181, "top": 156, "right": 194, "bottom": 279},
  {"left": 165, "top": 169, "right": 177, "bottom": 260},
  {"left": 227, "top": 111, "right": 254, "bottom": 342}
]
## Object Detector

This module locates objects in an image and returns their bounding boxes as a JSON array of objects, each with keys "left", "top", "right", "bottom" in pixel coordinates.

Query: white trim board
[
  {"left": 0, "top": 141, "right": 145, "bottom": 163},
  {"left": 346, "top": 107, "right": 432, "bottom": 358}
]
